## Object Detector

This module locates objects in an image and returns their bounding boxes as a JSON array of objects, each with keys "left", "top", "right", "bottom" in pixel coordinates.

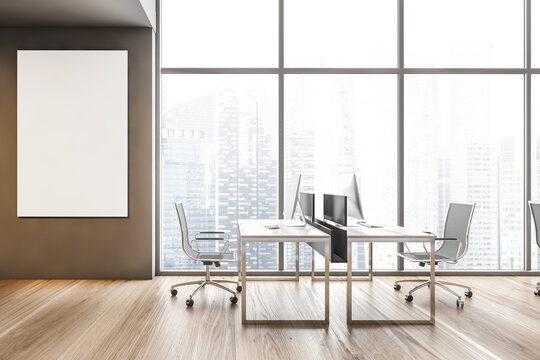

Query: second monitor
[
  {"left": 299, "top": 192, "right": 315, "bottom": 222},
  {"left": 323, "top": 194, "right": 347, "bottom": 226},
  {"left": 340, "top": 174, "right": 363, "bottom": 220}
]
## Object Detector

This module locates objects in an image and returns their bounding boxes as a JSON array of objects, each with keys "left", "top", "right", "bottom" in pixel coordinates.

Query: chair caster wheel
[
  {"left": 230, "top": 296, "right": 238, "bottom": 304},
  {"left": 393, "top": 284, "right": 401, "bottom": 291},
  {"left": 236, "top": 285, "right": 242, "bottom": 292},
  {"left": 534, "top": 290, "right": 540, "bottom": 296},
  {"left": 464, "top": 290, "right": 473, "bottom": 298},
  {"left": 186, "top": 299, "right": 194, "bottom": 307},
  {"left": 170, "top": 289, "right": 178, "bottom": 296},
  {"left": 457, "top": 300, "right": 464, "bottom": 308},
  {"left": 405, "top": 295, "right": 413, "bottom": 302}
]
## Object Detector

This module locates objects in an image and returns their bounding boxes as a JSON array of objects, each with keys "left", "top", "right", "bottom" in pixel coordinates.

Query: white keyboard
[{"left": 358, "top": 222, "right": 384, "bottom": 228}]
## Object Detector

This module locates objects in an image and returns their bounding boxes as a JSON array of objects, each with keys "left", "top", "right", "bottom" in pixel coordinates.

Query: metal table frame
[
  {"left": 241, "top": 243, "right": 301, "bottom": 282},
  {"left": 346, "top": 231, "right": 436, "bottom": 325},
  {"left": 238, "top": 220, "right": 331, "bottom": 326},
  {"left": 310, "top": 243, "right": 373, "bottom": 282}
]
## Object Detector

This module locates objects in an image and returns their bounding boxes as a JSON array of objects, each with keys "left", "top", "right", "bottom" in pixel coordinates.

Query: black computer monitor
[
  {"left": 323, "top": 194, "right": 347, "bottom": 226},
  {"left": 299, "top": 192, "right": 315, "bottom": 221}
]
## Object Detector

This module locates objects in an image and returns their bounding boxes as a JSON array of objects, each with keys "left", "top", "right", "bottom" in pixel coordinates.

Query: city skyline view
[
  {"left": 160, "top": 0, "right": 540, "bottom": 272},
  {"left": 161, "top": 74, "right": 536, "bottom": 271},
  {"left": 161, "top": 76, "right": 278, "bottom": 270}
]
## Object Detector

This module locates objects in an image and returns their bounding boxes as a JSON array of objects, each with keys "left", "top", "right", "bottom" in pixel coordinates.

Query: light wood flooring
[{"left": 0, "top": 276, "right": 539, "bottom": 360}]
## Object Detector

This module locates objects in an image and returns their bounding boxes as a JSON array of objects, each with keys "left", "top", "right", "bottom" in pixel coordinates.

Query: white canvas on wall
[{"left": 17, "top": 50, "right": 128, "bottom": 217}]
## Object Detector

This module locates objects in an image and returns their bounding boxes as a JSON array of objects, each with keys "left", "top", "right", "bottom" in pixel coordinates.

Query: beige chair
[
  {"left": 394, "top": 202, "right": 475, "bottom": 308},
  {"left": 528, "top": 201, "right": 540, "bottom": 296},
  {"left": 170, "top": 201, "right": 240, "bottom": 307}
]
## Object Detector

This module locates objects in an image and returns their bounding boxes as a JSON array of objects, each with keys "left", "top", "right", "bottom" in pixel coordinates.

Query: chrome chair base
[
  {"left": 170, "top": 265, "right": 240, "bottom": 306},
  {"left": 535, "top": 280, "right": 540, "bottom": 296},
  {"left": 394, "top": 279, "right": 473, "bottom": 308}
]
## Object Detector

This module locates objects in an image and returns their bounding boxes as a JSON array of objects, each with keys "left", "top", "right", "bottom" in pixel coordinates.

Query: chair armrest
[
  {"left": 192, "top": 233, "right": 231, "bottom": 256},
  {"left": 404, "top": 231, "right": 436, "bottom": 253},
  {"left": 191, "top": 240, "right": 231, "bottom": 256},
  {"left": 418, "top": 231, "right": 437, "bottom": 253},
  {"left": 422, "top": 237, "right": 459, "bottom": 257},
  {"left": 421, "top": 235, "right": 454, "bottom": 254},
  {"left": 194, "top": 231, "right": 230, "bottom": 240}
]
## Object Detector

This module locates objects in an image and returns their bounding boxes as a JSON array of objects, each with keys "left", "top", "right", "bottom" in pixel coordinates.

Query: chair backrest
[
  {"left": 529, "top": 202, "right": 540, "bottom": 248},
  {"left": 438, "top": 202, "right": 475, "bottom": 261},
  {"left": 175, "top": 201, "right": 198, "bottom": 260}
]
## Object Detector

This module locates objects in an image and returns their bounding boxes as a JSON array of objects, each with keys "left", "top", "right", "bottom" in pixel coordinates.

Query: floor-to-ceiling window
[
  {"left": 284, "top": 75, "right": 397, "bottom": 271},
  {"left": 530, "top": 1, "right": 540, "bottom": 269},
  {"left": 160, "top": 0, "right": 539, "bottom": 273},
  {"left": 532, "top": 76, "right": 540, "bottom": 269},
  {"left": 405, "top": 75, "right": 524, "bottom": 270},
  {"left": 404, "top": 0, "right": 525, "bottom": 270},
  {"left": 160, "top": 0, "right": 279, "bottom": 271},
  {"left": 161, "top": 75, "right": 278, "bottom": 270}
]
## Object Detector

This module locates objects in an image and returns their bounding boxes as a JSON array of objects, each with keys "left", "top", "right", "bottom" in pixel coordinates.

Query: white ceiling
[{"left": 0, "top": 0, "right": 155, "bottom": 28}]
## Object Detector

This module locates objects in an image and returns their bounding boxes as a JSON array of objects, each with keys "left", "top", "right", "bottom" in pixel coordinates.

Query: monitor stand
[{"left": 284, "top": 193, "right": 306, "bottom": 227}]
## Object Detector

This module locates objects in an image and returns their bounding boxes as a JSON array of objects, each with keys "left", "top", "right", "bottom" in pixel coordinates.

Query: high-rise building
[
  {"left": 498, "top": 137, "right": 523, "bottom": 269},
  {"left": 161, "top": 88, "right": 278, "bottom": 270},
  {"left": 162, "top": 94, "right": 217, "bottom": 270},
  {"left": 462, "top": 142, "right": 499, "bottom": 269}
]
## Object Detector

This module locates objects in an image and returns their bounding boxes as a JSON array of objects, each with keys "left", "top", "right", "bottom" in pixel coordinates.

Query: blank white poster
[{"left": 17, "top": 50, "right": 128, "bottom": 217}]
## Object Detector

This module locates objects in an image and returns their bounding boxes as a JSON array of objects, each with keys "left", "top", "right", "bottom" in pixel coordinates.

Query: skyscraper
[{"left": 161, "top": 87, "right": 277, "bottom": 270}]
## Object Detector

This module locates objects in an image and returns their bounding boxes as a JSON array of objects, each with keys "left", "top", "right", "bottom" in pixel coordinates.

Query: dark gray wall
[
  {"left": 0, "top": 27, "right": 155, "bottom": 279},
  {"left": 0, "top": 1, "right": 153, "bottom": 27}
]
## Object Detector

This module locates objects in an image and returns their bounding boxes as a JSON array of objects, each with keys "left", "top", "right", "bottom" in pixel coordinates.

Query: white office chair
[
  {"left": 170, "top": 201, "right": 240, "bottom": 307},
  {"left": 528, "top": 201, "right": 540, "bottom": 296},
  {"left": 394, "top": 202, "right": 475, "bottom": 308}
]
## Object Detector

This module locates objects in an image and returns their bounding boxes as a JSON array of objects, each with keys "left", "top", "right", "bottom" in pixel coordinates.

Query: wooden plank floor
[{"left": 0, "top": 276, "right": 539, "bottom": 360}]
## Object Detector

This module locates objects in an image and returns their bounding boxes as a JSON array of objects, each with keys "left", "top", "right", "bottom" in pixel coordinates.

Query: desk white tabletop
[
  {"left": 238, "top": 219, "right": 330, "bottom": 242},
  {"left": 344, "top": 224, "right": 436, "bottom": 243}
]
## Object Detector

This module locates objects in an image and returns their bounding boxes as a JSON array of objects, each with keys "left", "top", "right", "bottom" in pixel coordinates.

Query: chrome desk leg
[
  {"left": 237, "top": 235, "right": 242, "bottom": 289},
  {"left": 312, "top": 242, "right": 372, "bottom": 282},
  {"left": 368, "top": 242, "right": 373, "bottom": 281},
  {"left": 430, "top": 239, "right": 436, "bottom": 324},
  {"left": 348, "top": 239, "right": 435, "bottom": 326},
  {"left": 241, "top": 240, "right": 247, "bottom": 325},
  {"left": 244, "top": 241, "right": 299, "bottom": 282},
  {"left": 243, "top": 240, "right": 329, "bottom": 327},
  {"left": 311, "top": 248, "right": 315, "bottom": 280},
  {"left": 324, "top": 239, "right": 330, "bottom": 324},
  {"left": 346, "top": 239, "right": 352, "bottom": 324},
  {"left": 296, "top": 242, "right": 300, "bottom": 281}
]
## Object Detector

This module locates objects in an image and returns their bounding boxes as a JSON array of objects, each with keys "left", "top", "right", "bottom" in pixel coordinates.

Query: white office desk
[
  {"left": 238, "top": 219, "right": 331, "bottom": 326},
  {"left": 344, "top": 225, "right": 436, "bottom": 325}
]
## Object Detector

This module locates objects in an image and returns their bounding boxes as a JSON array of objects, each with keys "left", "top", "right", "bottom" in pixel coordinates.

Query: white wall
[{"left": 17, "top": 50, "right": 128, "bottom": 217}]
